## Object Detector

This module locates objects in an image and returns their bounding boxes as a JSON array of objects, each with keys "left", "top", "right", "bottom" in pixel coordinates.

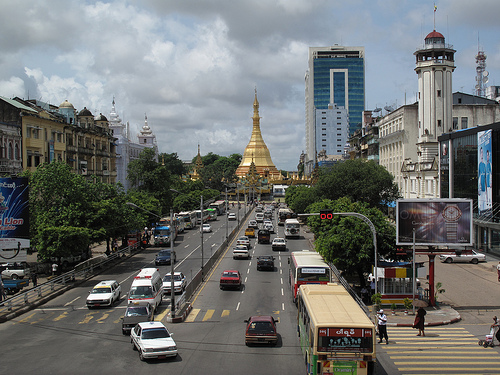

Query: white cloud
[{"left": 0, "top": 0, "right": 498, "bottom": 170}]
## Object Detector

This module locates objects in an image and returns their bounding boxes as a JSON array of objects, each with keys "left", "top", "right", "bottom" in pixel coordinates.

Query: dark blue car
[{"left": 155, "top": 249, "right": 176, "bottom": 265}]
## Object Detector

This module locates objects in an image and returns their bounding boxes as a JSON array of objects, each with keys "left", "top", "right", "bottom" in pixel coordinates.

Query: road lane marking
[
  {"left": 202, "top": 309, "right": 215, "bottom": 321},
  {"left": 96, "top": 311, "right": 112, "bottom": 323},
  {"left": 64, "top": 296, "right": 81, "bottom": 306},
  {"left": 281, "top": 288, "right": 284, "bottom": 296},
  {"left": 236, "top": 302, "right": 240, "bottom": 310},
  {"left": 79, "top": 312, "right": 98, "bottom": 324},
  {"left": 155, "top": 307, "right": 171, "bottom": 322},
  {"left": 280, "top": 278, "right": 283, "bottom": 284},
  {"left": 244, "top": 277, "right": 248, "bottom": 282},
  {"left": 53, "top": 312, "right": 68, "bottom": 321},
  {"left": 282, "top": 303, "right": 285, "bottom": 311},
  {"left": 221, "top": 310, "right": 230, "bottom": 317},
  {"left": 185, "top": 308, "right": 200, "bottom": 322}
]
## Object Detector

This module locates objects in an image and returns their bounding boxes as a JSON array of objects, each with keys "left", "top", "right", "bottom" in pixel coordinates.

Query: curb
[
  {"left": 387, "top": 314, "right": 462, "bottom": 327},
  {"left": 166, "top": 302, "right": 192, "bottom": 323}
]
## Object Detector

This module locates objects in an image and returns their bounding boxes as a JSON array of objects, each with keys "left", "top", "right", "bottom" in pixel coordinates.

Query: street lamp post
[
  {"left": 225, "top": 187, "right": 228, "bottom": 240},
  {"left": 170, "top": 208, "right": 175, "bottom": 318},
  {"left": 200, "top": 195, "right": 204, "bottom": 280}
]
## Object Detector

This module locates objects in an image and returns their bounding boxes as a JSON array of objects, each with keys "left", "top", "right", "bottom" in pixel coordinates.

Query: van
[
  {"left": 128, "top": 268, "right": 163, "bottom": 312},
  {"left": 257, "top": 229, "right": 271, "bottom": 244}
]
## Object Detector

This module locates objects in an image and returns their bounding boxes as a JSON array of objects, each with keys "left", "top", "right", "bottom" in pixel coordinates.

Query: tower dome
[
  {"left": 59, "top": 99, "right": 74, "bottom": 109},
  {"left": 78, "top": 107, "right": 93, "bottom": 117}
]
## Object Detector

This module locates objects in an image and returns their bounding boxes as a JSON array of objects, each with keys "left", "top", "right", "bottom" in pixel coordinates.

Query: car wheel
[
  {"left": 471, "top": 258, "right": 479, "bottom": 264},
  {"left": 444, "top": 257, "right": 452, "bottom": 263},
  {"left": 139, "top": 349, "right": 145, "bottom": 361},
  {"left": 11, "top": 274, "right": 19, "bottom": 280},
  {"left": 122, "top": 329, "right": 127, "bottom": 335}
]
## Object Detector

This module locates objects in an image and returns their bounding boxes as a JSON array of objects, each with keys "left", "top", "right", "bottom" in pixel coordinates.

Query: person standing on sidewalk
[
  {"left": 377, "top": 309, "right": 389, "bottom": 344},
  {"left": 491, "top": 316, "right": 500, "bottom": 346},
  {"left": 413, "top": 307, "right": 426, "bottom": 336},
  {"left": 496, "top": 262, "right": 500, "bottom": 282}
]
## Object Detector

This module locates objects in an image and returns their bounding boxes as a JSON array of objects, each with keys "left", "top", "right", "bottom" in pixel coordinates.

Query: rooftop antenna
[
  {"left": 475, "top": 33, "right": 488, "bottom": 97},
  {"left": 433, "top": 3, "right": 437, "bottom": 30}
]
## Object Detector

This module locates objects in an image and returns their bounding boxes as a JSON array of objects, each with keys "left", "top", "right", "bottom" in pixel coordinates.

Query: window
[
  {"left": 437, "top": 90, "right": 441, "bottom": 97},
  {"left": 453, "top": 117, "right": 458, "bottom": 130},
  {"left": 437, "top": 120, "right": 441, "bottom": 127},
  {"left": 26, "top": 155, "right": 32, "bottom": 167},
  {"left": 461, "top": 117, "right": 468, "bottom": 129}
]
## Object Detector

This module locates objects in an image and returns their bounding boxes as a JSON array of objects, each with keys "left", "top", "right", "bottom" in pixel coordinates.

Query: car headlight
[{"left": 168, "top": 346, "right": 177, "bottom": 351}]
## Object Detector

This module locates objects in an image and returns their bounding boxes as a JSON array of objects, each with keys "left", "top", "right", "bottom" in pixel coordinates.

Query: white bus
[
  {"left": 284, "top": 218, "right": 300, "bottom": 238},
  {"left": 209, "top": 200, "right": 226, "bottom": 215},
  {"left": 289, "top": 250, "right": 331, "bottom": 303},
  {"left": 176, "top": 211, "right": 197, "bottom": 229},
  {"left": 194, "top": 209, "right": 210, "bottom": 224}
]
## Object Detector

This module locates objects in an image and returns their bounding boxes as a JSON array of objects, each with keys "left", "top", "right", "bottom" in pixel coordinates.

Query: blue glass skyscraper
[{"left": 305, "top": 45, "right": 365, "bottom": 174}]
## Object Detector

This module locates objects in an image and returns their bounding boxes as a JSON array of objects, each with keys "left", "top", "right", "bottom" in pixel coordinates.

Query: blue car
[{"left": 155, "top": 249, "right": 176, "bottom": 265}]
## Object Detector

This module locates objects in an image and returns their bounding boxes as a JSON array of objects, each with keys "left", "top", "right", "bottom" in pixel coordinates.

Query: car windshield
[
  {"left": 223, "top": 272, "right": 238, "bottom": 278},
  {"left": 163, "top": 274, "right": 182, "bottom": 282},
  {"left": 158, "top": 250, "right": 171, "bottom": 257},
  {"left": 129, "top": 286, "right": 153, "bottom": 298},
  {"left": 125, "top": 307, "right": 148, "bottom": 317},
  {"left": 247, "top": 321, "right": 274, "bottom": 334},
  {"left": 91, "top": 287, "right": 112, "bottom": 294},
  {"left": 238, "top": 237, "right": 248, "bottom": 241},
  {"left": 274, "top": 239, "right": 284, "bottom": 243},
  {"left": 142, "top": 327, "right": 170, "bottom": 339}
]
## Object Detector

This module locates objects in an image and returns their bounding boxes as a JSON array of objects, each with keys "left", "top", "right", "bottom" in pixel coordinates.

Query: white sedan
[
  {"left": 131, "top": 321, "right": 178, "bottom": 361},
  {"left": 163, "top": 272, "right": 187, "bottom": 294},
  {"left": 233, "top": 245, "right": 250, "bottom": 259},
  {"left": 202, "top": 223, "right": 212, "bottom": 233},
  {"left": 439, "top": 249, "right": 486, "bottom": 264},
  {"left": 228, "top": 213, "right": 237, "bottom": 220}
]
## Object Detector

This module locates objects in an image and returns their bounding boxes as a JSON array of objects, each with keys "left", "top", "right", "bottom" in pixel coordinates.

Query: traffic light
[{"left": 320, "top": 209, "right": 333, "bottom": 220}]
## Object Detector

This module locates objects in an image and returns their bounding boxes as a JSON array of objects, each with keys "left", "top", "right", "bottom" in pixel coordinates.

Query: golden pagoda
[{"left": 235, "top": 90, "right": 280, "bottom": 179}]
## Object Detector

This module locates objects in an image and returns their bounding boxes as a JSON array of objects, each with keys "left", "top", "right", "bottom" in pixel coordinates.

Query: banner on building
[
  {"left": 478, "top": 130, "right": 492, "bottom": 214},
  {"left": 0, "top": 177, "right": 29, "bottom": 252},
  {"left": 396, "top": 199, "right": 472, "bottom": 246}
]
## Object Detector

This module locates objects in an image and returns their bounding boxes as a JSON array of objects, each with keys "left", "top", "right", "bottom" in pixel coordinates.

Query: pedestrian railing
[{"left": 0, "top": 244, "right": 140, "bottom": 315}]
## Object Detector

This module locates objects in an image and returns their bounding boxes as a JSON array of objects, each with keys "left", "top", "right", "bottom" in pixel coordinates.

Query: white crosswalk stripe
[{"left": 381, "top": 326, "right": 500, "bottom": 374}]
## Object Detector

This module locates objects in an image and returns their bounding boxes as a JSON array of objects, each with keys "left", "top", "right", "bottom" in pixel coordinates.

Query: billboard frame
[{"left": 396, "top": 199, "right": 473, "bottom": 247}]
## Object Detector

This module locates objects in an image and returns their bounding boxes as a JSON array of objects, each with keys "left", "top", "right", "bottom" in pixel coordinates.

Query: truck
[{"left": 2, "top": 278, "right": 29, "bottom": 294}]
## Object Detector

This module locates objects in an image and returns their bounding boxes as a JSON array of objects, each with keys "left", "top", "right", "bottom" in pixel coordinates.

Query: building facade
[
  {"left": 305, "top": 45, "right": 365, "bottom": 175},
  {"left": 0, "top": 97, "right": 26, "bottom": 176},
  {"left": 108, "top": 100, "right": 157, "bottom": 191},
  {"left": 315, "top": 103, "right": 349, "bottom": 158}
]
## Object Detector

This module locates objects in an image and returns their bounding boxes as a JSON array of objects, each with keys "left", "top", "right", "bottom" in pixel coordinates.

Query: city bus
[
  {"left": 209, "top": 200, "right": 226, "bottom": 215},
  {"left": 206, "top": 208, "right": 218, "bottom": 221},
  {"left": 157, "top": 217, "right": 180, "bottom": 241},
  {"left": 277, "top": 208, "right": 295, "bottom": 226},
  {"left": 284, "top": 218, "right": 301, "bottom": 238},
  {"left": 176, "top": 211, "right": 197, "bottom": 229},
  {"left": 289, "top": 250, "right": 331, "bottom": 303},
  {"left": 194, "top": 209, "right": 210, "bottom": 224},
  {"left": 297, "top": 283, "right": 376, "bottom": 375}
]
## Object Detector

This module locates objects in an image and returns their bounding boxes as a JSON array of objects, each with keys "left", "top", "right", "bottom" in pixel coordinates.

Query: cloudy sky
[{"left": 1, "top": 0, "right": 499, "bottom": 170}]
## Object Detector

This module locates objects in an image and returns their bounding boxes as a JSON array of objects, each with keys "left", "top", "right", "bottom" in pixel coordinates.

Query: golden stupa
[{"left": 235, "top": 90, "right": 280, "bottom": 179}]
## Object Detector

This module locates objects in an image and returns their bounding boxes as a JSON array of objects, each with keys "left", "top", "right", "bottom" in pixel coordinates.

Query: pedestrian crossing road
[{"left": 381, "top": 326, "right": 500, "bottom": 374}]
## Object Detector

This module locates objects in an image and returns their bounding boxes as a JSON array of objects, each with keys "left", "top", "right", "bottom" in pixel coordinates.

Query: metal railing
[{"left": 0, "top": 244, "right": 141, "bottom": 315}]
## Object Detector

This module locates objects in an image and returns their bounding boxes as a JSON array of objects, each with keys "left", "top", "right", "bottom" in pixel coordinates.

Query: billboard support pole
[
  {"left": 412, "top": 229, "right": 416, "bottom": 315},
  {"left": 428, "top": 253, "right": 436, "bottom": 306}
]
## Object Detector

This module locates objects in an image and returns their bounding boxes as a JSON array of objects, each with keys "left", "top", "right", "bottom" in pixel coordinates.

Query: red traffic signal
[{"left": 320, "top": 209, "right": 333, "bottom": 219}]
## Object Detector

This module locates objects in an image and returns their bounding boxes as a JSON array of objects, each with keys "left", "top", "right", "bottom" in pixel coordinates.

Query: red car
[
  {"left": 244, "top": 315, "right": 278, "bottom": 346},
  {"left": 219, "top": 270, "right": 242, "bottom": 290}
]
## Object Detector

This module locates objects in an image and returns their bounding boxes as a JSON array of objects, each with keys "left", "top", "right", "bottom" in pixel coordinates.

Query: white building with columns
[{"left": 108, "top": 99, "right": 157, "bottom": 191}]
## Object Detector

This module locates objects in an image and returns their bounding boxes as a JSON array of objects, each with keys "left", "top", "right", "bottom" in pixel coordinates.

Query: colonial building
[
  {"left": 108, "top": 99, "right": 157, "bottom": 190},
  {"left": 0, "top": 96, "right": 25, "bottom": 176}
]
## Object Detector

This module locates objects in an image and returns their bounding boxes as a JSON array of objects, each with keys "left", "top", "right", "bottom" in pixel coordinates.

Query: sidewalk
[{"left": 381, "top": 304, "right": 461, "bottom": 327}]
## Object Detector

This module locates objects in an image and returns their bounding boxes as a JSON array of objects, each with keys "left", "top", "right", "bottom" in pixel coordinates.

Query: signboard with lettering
[{"left": 317, "top": 327, "right": 373, "bottom": 353}]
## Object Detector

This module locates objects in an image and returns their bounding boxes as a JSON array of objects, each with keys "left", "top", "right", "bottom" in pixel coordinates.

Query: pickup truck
[
  {"left": 2, "top": 278, "right": 30, "bottom": 294},
  {"left": 0, "top": 263, "right": 30, "bottom": 280}
]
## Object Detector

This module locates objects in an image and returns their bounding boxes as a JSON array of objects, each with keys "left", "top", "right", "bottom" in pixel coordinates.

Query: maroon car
[
  {"left": 244, "top": 315, "right": 278, "bottom": 346},
  {"left": 219, "top": 270, "right": 242, "bottom": 290}
]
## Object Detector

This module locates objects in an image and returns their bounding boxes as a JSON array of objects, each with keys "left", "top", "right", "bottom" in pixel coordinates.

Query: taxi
[{"left": 245, "top": 227, "right": 256, "bottom": 237}]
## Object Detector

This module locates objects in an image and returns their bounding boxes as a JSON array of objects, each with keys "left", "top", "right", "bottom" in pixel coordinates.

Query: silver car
[{"left": 439, "top": 249, "right": 486, "bottom": 264}]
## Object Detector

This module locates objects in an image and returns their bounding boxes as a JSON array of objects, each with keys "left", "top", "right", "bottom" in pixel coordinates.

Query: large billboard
[
  {"left": 478, "top": 129, "right": 492, "bottom": 214},
  {"left": 396, "top": 199, "right": 473, "bottom": 246},
  {"left": 0, "top": 177, "right": 29, "bottom": 255}
]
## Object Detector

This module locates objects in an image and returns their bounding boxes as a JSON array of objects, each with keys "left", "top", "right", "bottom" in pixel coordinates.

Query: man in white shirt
[{"left": 377, "top": 309, "right": 389, "bottom": 344}]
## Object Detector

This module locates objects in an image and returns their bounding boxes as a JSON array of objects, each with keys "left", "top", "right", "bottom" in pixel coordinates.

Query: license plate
[
  {"left": 94, "top": 304, "right": 100, "bottom": 307},
  {"left": 157, "top": 355, "right": 166, "bottom": 359}
]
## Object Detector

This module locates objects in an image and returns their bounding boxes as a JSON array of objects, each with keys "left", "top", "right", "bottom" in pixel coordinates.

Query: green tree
[
  {"left": 158, "top": 152, "right": 187, "bottom": 176},
  {"left": 285, "top": 185, "right": 317, "bottom": 214},
  {"left": 315, "top": 159, "right": 400, "bottom": 210},
  {"left": 307, "top": 197, "right": 396, "bottom": 287},
  {"left": 37, "top": 226, "right": 91, "bottom": 262},
  {"left": 198, "top": 154, "right": 240, "bottom": 191}
]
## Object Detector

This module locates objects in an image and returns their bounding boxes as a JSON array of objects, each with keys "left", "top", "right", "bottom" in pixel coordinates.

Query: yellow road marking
[
  {"left": 15, "top": 312, "right": 36, "bottom": 324},
  {"left": 96, "top": 311, "right": 112, "bottom": 323},
  {"left": 203, "top": 309, "right": 215, "bottom": 321},
  {"left": 53, "top": 312, "right": 68, "bottom": 321},
  {"left": 154, "top": 307, "right": 170, "bottom": 321},
  {"left": 221, "top": 309, "right": 230, "bottom": 317},
  {"left": 185, "top": 308, "right": 200, "bottom": 322},
  {"left": 79, "top": 312, "right": 97, "bottom": 324}
]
